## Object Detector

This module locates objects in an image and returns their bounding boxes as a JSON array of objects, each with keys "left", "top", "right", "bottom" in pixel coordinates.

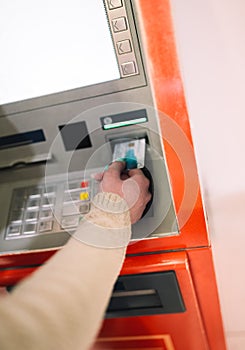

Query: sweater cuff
[
  {"left": 91, "top": 192, "right": 129, "bottom": 214},
  {"left": 72, "top": 192, "right": 132, "bottom": 248}
]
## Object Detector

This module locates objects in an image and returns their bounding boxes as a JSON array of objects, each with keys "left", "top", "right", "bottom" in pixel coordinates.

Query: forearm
[
  {"left": 0, "top": 193, "right": 131, "bottom": 350},
  {"left": 0, "top": 240, "right": 126, "bottom": 350}
]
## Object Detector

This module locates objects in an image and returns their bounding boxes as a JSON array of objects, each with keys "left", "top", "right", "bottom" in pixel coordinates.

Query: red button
[{"left": 80, "top": 181, "right": 89, "bottom": 188}]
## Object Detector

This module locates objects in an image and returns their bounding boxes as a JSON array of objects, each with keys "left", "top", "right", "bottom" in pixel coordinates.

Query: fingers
[
  {"left": 109, "top": 160, "right": 126, "bottom": 172},
  {"left": 91, "top": 172, "right": 104, "bottom": 181},
  {"left": 128, "top": 168, "right": 144, "bottom": 177},
  {"left": 99, "top": 161, "right": 152, "bottom": 224},
  {"left": 103, "top": 161, "right": 126, "bottom": 181},
  {"left": 101, "top": 164, "right": 149, "bottom": 190},
  {"left": 128, "top": 168, "right": 150, "bottom": 187},
  {"left": 120, "top": 173, "right": 129, "bottom": 180}
]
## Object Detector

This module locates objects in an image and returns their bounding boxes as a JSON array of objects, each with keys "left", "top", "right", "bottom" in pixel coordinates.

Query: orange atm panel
[
  {"left": 94, "top": 249, "right": 225, "bottom": 350},
  {"left": 94, "top": 1, "right": 226, "bottom": 349}
]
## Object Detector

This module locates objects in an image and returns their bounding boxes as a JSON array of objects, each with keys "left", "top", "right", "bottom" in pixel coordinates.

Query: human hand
[{"left": 99, "top": 161, "right": 152, "bottom": 224}]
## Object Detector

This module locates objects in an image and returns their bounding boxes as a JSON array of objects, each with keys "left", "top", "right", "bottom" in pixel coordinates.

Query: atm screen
[
  {"left": 0, "top": 0, "right": 143, "bottom": 114},
  {"left": 0, "top": 0, "right": 120, "bottom": 105}
]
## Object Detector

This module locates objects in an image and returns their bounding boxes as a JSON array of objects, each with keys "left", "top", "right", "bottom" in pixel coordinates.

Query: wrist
[
  {"left": 71, "top": 192, "right": 132, "bottom": 249},
  {"left": 85, "top": 192, "right": 131, "bottom": 228}
]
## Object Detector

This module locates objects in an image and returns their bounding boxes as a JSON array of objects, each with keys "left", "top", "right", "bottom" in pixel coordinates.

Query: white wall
[{"left": 170, "top": 0, "right": 245, "bottom": 349}]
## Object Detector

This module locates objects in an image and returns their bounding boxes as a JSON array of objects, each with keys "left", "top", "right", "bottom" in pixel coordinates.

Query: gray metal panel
[{"left": 0, "top": 1, "right": 179, "bottom": 255}]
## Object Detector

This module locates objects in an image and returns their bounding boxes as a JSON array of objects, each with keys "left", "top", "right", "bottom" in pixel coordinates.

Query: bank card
[{"left": 112, "top": 138, "right": 146, "bottom": 169}]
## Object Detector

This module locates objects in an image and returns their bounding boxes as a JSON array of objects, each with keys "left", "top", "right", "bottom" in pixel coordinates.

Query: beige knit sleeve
[{"left": 0, "top": 193, "right": 131, "bottom": 350}]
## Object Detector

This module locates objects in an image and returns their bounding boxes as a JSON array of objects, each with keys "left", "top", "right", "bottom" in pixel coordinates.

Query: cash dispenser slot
[
  {"left": 0, "top": 153, "right": 52, "bottom": 170},
  {"left": 0, "top": 129, "right": 53, "bottom": 169},
  {"left": 105, "top": 271, "right": 185, "bottom": 318}
]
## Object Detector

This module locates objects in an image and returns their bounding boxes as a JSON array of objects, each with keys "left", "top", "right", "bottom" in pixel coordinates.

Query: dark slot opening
[
  {"left": 0, "top": 129, "right": 46, "bottom": 150},
  {"left": 105, "top": 271, "right": 186, "bottom": 318},
  {"left": 108, "top": 291, "right": 162, "bottom": 312}
]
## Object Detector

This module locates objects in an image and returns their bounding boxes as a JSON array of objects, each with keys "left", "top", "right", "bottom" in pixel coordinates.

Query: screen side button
[
  {"left": 111, "top": 17, "right": 127, "bottom": 33},
  {"left": 117, "top": 40, "right": 132, "bottom": 55},
  {"left": 121, "top": 61, "right": 137, "bottom": 76},
  {"left": 107, "top": 0, "right": 123, "bottom": 10}
]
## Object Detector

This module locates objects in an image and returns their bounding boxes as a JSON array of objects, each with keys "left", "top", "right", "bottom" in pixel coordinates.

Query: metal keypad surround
[{"left": 5, "top": 179, "right": 91, "bottom": 240}]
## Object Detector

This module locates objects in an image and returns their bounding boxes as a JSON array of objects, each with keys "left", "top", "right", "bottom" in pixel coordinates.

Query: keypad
[{"left": 5, "top": 178, "right": 92, "bottom": 240}]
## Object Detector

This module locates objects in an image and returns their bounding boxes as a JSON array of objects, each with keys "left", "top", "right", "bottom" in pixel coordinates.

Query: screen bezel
[{"left": 0, "top": 0, "right": 147, "bottom": 117}]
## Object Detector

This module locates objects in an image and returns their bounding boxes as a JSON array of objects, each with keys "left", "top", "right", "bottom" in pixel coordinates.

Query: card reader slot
[{"left": 0, "top": 129, "right": 45, "bottom": 150}]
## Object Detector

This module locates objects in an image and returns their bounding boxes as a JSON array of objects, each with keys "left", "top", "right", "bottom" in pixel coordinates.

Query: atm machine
[{"left": 0, "top": 1, "right": 226, "bottom": 349}]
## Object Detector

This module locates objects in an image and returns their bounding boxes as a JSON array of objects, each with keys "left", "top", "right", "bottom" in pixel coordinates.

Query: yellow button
[{"left": 80, "top": 192, "right": 89, "bottom": 201}]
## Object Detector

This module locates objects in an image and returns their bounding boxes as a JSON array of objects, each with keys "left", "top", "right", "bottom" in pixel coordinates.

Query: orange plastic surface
[
  {"left": 94, "top": 251, "right": 209, "bottom": 350},
  {"left": 127, "top": 0, "right": 209, "bottom": 254},
  {"left": 187, "top": 248, "right": 227, "bottom": 349},
  {"left": 93, "top": 249, "right": 226, "bottom": 350}
]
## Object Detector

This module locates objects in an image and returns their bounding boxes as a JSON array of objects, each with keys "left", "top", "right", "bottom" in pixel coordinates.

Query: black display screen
[{"left": 59, "top": 122, "right": 92, "bottom": 151}]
